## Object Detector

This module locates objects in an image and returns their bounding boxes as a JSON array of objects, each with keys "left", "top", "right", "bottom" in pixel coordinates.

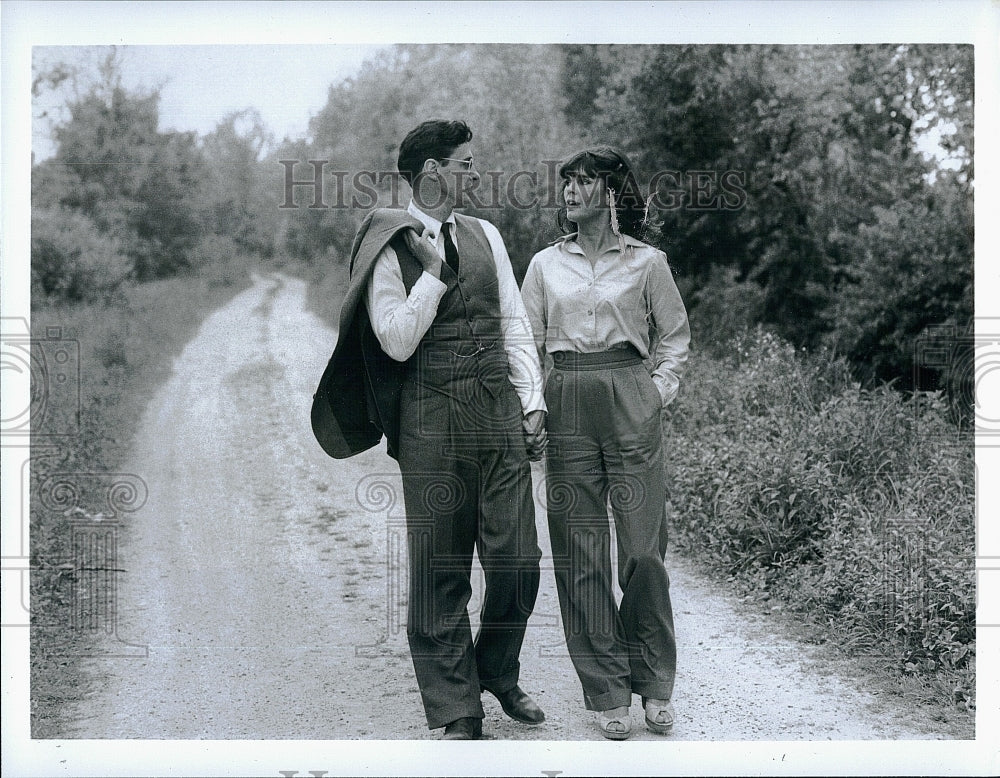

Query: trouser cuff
[
  {"left": 584, "top": 688, "right": 633, "bottom": 712},
  {"left": 632, "top": 682, "right": 674, "bottom": 702},
  {"left": 479, "top": 667, "right": 519, "bottom": 696},
  {"left": 425, "top": 700, "right": 485, "bottom": 731}
]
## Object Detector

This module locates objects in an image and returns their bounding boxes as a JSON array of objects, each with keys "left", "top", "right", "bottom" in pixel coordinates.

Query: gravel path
[{"left": 61, "top": 273, "right": 961, "bottom": 746}]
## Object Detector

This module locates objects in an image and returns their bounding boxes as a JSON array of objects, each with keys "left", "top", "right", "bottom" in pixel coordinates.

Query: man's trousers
[
  {"left": 544, "top": 349, "right": 676, "bottom": 712},
  {"left": 397, "top": 369, "right": 541, "bottom": 729}
]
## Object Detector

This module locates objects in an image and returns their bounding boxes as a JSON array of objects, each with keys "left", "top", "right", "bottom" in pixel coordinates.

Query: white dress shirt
[
  {"left": 364, "top": 201, "right": 545, "bottom": 415},
  {"left": 521, "top": 233, "right": 690, "bottom": 407}
]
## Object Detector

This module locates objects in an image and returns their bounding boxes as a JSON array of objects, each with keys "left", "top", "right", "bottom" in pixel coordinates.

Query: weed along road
[{"left": 64, "top": 272, "right": 956, "bottom": 741}]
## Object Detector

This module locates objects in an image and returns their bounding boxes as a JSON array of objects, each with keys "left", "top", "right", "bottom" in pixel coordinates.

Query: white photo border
[{"left": 2, "top": 1, "right": 997, "bottom": 776}]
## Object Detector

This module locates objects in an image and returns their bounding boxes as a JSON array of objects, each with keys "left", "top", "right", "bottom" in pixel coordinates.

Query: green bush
[
  {"left": 31, "top": 207, "right": 133, "bottom": 303},
  {"left": 189, "top": 234, "right": 254, "bottom": 288},
  {"left": 664, "top": 327, "right": 975, "bottom": 707},
  {"left": 686, "top": 266, "right": 767, "bottom": 357}
]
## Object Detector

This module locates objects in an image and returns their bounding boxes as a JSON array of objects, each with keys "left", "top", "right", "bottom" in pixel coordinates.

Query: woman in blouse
[{"left": 521, "top": 146, "right": 690, "bottom": 739}]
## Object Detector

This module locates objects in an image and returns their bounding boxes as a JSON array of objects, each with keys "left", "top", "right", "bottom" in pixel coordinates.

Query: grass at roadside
[
  {"left": 29, "top": 258, "right": 252, "bottom": 737},
  {"left": 663, "top": 327, "right": 975, "bottom": 728}
]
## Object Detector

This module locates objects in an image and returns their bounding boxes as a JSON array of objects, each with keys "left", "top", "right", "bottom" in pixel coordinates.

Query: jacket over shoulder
[{"left": 310, "top": 208, "right": 424, "bottom": 459}]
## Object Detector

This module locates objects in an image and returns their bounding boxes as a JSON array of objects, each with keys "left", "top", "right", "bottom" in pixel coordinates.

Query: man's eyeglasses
[{"left": 439, "top": 156, "right": 475, "bottom": 170}]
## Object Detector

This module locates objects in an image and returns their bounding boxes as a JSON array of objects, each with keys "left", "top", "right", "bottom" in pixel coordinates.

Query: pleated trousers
[
  {"left": 544, "top": 348, "right": 676, "bottom": 712},
  {"left": 397, "top": 359, "right": 541, "bottom": 729}
]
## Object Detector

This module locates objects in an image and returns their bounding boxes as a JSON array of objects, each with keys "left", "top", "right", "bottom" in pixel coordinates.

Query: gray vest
[{"left": 391, "top": 214, "right": 509, "bottom": 395}]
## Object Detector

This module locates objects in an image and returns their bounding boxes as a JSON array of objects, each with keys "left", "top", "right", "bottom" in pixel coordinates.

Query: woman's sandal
[
  {"left": 642, "top": 697, "right": 675, "bottom": 734},
  {"left": 596, "top": 708, "right": 632, "bottom": 740}
]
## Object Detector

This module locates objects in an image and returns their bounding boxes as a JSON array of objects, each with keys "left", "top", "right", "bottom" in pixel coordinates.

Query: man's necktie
[{"left": 441, "top": 222, "right": 460, "bottom": 275}]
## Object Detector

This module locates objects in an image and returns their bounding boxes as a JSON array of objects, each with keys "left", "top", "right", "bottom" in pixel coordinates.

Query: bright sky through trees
[{"left": 32, "top": 45, "right": 387, "bottom": 161}]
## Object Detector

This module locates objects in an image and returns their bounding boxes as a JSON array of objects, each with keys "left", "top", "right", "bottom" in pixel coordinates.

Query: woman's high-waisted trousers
[{"left": 544, "top": 348, "right": 676, "bottom": 712}]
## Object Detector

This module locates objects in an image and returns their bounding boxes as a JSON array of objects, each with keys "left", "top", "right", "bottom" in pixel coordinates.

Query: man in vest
[{"left": 313, "top": 119, "right": 547, "bottom": 739}]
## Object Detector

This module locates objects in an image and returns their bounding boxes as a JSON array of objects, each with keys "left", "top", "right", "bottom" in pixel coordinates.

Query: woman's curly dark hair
[{"left": 555, "top": 145, "right": 661, "bottom": 245}]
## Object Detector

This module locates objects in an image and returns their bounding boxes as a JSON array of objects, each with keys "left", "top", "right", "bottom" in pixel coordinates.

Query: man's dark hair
[{"left": 397, "top": 120, "right": 473, "bottom": 185}]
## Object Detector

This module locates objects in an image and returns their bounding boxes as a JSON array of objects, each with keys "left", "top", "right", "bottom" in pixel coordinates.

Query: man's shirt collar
[{"left": 407, "top": 201, "right": 455, "bottom": 238}]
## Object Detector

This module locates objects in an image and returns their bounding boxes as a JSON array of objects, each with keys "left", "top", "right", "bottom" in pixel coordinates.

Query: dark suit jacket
[{"left": 310, "top": 208, "right": 424, "bottom": 460}]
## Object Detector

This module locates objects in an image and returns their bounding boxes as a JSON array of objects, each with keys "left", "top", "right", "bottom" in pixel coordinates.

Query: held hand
[
  {"left": 522, "top": 409, "right": 548, "bottom": 462},
  {"left": 403, "top": 228, "right": 443, "bottom": 278}
]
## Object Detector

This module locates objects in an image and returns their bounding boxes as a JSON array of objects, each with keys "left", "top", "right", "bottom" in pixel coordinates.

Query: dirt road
[{"left": 63, "top": 273, "right": 958, "bottom": 741}]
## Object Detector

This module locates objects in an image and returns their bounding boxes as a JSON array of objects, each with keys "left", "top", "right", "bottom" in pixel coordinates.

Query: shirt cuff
[
  {"left": 412, "top": 270, "right": 448, "bottom": 299},
  {"left": 518, "top": 390, "right": 546, "bottom": 416},
  {"left": 653, "top": 370, "right": 680, "bottom": 407}
]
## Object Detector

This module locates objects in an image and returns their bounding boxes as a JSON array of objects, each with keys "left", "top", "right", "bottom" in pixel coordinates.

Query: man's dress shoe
[
  {"left": 483, "top": 685, "right": 545, "bottom": 725},
  {"left": 442, "top": 716, "right": 482, "bottom": 740}
]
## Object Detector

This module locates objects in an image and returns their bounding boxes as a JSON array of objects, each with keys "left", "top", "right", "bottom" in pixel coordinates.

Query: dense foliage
[
  {"left": 565, "top": 44, "right": 973, "bottom": 393},
  {"left": 279, "top": 43, "right": 972, "bottom": 401},
  {"left": 664, "top": 328, "right": 975, "bottom": 707},
  {"left": 280, "top": 45, "right": 583, "bottom": 279},
  {"left": 31, "top": 52, "right": 276, "bottom": 298},
  {"left": 35, "top": 45, "right": 973, "bottom": 398}
]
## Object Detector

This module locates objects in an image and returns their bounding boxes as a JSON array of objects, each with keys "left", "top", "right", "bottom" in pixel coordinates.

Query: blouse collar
[{"left": 554, "top": 231, "right": 646, "bottom": 255}]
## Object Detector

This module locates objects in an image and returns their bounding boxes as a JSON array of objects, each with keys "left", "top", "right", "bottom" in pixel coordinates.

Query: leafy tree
[
  {"left": 562, "top": 44, "right": 973, "bottom": 389},
  {"left": 820, "top": 46, "right": 974, "bottom": 392},
  {"left": 31, "top": 207, "right": 132, "bottom": 303},
  {"left": 200, "top": 108, "right": 279, "bottom": 257},
  {"left": 282, "top": 44, "right": 582, "bottom": 280},
  {"left": 35, "top": 51, "right": 206, "bottom": 280},
  {"left": 829, "top": 181, "right": 973, "bottom": 387}
]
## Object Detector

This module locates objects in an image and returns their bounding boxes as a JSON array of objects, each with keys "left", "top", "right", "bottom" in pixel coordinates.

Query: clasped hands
[{"left": 523, "top": 409, "right": 547, "bottom": 461}]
